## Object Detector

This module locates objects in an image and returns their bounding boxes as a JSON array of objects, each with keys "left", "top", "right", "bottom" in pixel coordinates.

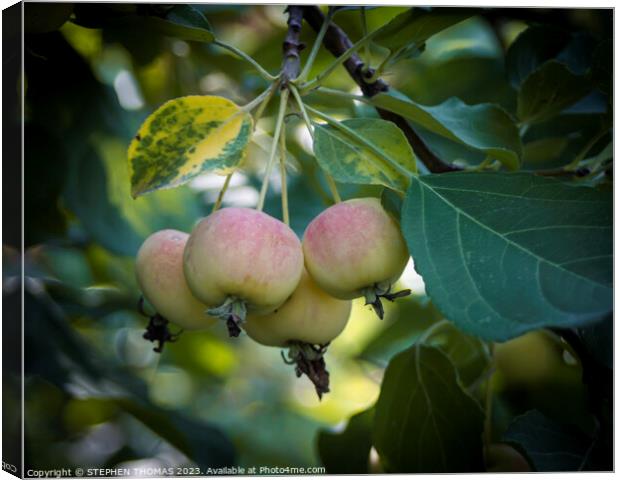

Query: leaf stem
[
  {"left": 304, "top": 103, "right": 417, "bottom": 176},
  {"left": 296, "top": 9, "right": 334, "bottom": 84},
  {"left": 564, "top": 128, "right": 609, "bottom": 171},
  {"left": 316, "top": 85, "right": 367, "bottom": 101},
  {"left": 289, "top": 84, "right": 315, "bottom": 136},
  {"left": 289, "top": 85, "right": 341, "bottom": 203},
  {"left": 279, "top": 123, "right": 289, "bottom": 225},
  {"left": 366, "top": 51, "right": 394, "bottom": 83},
  {"left": 257, "top": 89, "right": 289, "bottom": 211},
  {"left": 211, "top": 173, "right": 233, "bottom": 213},
  {"left": 213, "top": 39, "right": 278, "bottom": 81},
  {"left": 417, "top": 319, "right": 450, "bottom": 346},
  {"left": 324, "top": 174, "right": 342, "bottom": 204},
  {"left": 241, "top": 84, "right": 276, "bottom": 114},
  {"left": 299, "top": 27, "right": 380, "bottom": 93}
]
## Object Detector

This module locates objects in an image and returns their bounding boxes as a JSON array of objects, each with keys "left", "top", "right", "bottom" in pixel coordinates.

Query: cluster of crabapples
[{"left": 135, "top": 197, "right": 411, "bottom": 397}]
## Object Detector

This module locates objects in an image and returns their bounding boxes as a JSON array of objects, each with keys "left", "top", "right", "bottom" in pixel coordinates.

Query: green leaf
[
  {"left": 517, "top": 61, "right": 592, "bottom": 124},
  {"left": 387, "top": 42, "right": 426, "bottom": 66},
  {"left": 522, "top": 137, "right": 570, "bottom": 166},
  {"left": 163, "top": 5, "right": 213, "bottom": 34},
  {"left": 414, "top": 124, "right": 486, "bottom": 169},
  {"left": 503, "top": 410, "right": 594, "bottom": 472},
  {"left": 555, "top": 32, "right": 597, "bottom": 76},
  {"left": 317, "top": 408, "right": 374, "bottom": 474},
  {"left": 401, "top": 172, "right": 612, "bottom": 341},
  {"left": 360, "top": 297, "right": 489, "bottom": 387},
  {"left": 370, "top": 92, "right": 521, "bottom": 170},
  {"left": 360, "top": 297, "right": 442, "bottom": 367},
  {"left": 396, "top": 56, "right": 517, "bottom": 112},
  {"left": 505, "top": 25, "right": 571, "bottom": 88},
  {"left": 128, "top": 95, "right": 252, "bottom": 197},
  {"left": 429, "top": 322, "right": 490, "bottom": 387},
  {"left": 373, "top": 345, "right": 484, "bottom": 472},
  {"left": 373, "top": 7, "right": 471, "bottom": 53},
  {"left": 313, "top": 118, "right": 416, "bottom": 193},
  {"left": 522, "top": 113, "right": 610, "bottom": 169},
  {"left": 142, "top": 5, "right": 214, "bottom": 43},
  {"left": 380, "top": 187, "right": 403, "bottom": 221},
  {"left": 72, "top": 5, "right": 215, "bottom": 43}
]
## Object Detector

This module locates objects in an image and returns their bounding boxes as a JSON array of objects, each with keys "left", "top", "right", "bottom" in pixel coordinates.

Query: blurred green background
[{"left": 4, "top": 3, "right": 611, "bottom": 473}]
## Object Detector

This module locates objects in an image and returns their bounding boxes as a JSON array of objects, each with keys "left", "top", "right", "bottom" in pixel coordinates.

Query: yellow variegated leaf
[
  {"left": 313, "top": 118, "right": 416, "bottom": 193},
  {"left": 128, "top": 95, "right": 252, "bottom": 197}
]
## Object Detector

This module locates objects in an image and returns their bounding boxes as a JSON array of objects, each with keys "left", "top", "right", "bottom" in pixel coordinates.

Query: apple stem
[
  {"left": 207, "top": 296, "right": 248, "bottom": 338},
  {"left": 363, "top": 283, "right": 413, "bottom": 320},
  {"left": 137, "top": 296, "right": 182, "bottom": 353},
  {"left": 283, "top": 341, "right": 331, "bottom": 399}
]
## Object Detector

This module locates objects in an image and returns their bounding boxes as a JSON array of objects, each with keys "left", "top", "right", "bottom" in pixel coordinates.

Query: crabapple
[
  {"left": 244, "top": 268, "right": 351, "bottom": 398},
  {"left": 244, "top": 268, "right": 352, "bottom": 347},
  {"left": 183, "top": 207, "right": 304, "bottom": 336},
  {"left": 135, "top": 229, "right": 216, "bottom": 330},
  {"left": 303, "top": 197, "right": 410, "bottom": 319}
]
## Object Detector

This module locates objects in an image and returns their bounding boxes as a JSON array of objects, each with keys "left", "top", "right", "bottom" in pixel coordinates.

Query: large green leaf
[
  {"left": 503, "top": 410, "right": 594, "bottom": 472},
  {"left": 521, "top": 113, "right": 610, "bottom": 169},
  {"left": 360, "top": 297, "right": 442, "bottom": 366},
  {"left": 154, "top": 5, "right": 213, "bottom": 37},
  {"left": 142, "top": 5, "right": 214, "bottom": 43},
  {"left": 401, "top": 172, "right": 612, "bottom": 341},
  {"left": 317, "top": 408, "right": 374, "bottom": 473},
  {"left": 517, "top": 61, "right": 592, "bottom": 124},
  {"left": 505, "top": 25, "right": 571, "bottom": 88},
  {"left": 360, "top": 297, "right": 489, "bottom": 387},
  {"left": 413, "top": 124, "right": 486, "bottom": 169},
  {"left": 313, "top": 118, "right": 416, "bottom": 192},
  {"left": 373, "top": 7, "right": 471, "bottom": 53},
  {"left": 369, "top": 92, "right": 521, "bottom": 169},
  {"left": 380, "top": 187, "right": 404, "bottom": 221},
  {"left": 128, "top": 95, "right": 252, "bottom": 197},
  {"left": 373, "top": 345, "right": 484, "bottom": 473},
  {"left": 555, "top": 32, "right": 597, "bottom": 76},
  {"left": 395, "top": 56, "right": 517, "bottom": 112},
  {"left": 73, "top": 5, "right": 215, "bottom": 43}
]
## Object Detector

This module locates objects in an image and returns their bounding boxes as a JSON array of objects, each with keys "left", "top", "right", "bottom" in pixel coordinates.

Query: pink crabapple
[{"left": 303, "top": 197, "right": 411, "bottom": 319}]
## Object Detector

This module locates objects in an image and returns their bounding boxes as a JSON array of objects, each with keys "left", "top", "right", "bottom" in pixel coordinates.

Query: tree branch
[
  {"left": 301, "top": 6, "right": 461, "bottom": 173},
  {"left": 281, "top": 6, "right": 305, "bottom": 87}
]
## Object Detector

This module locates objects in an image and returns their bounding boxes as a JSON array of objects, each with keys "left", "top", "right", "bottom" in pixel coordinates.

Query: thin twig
[
  {"left": 281, "top": 6, "right": 305, "bottom": 87},
  {"left": 279, "top": 124, "right": 290, "bottom": 225},
  {"left": 212, "top": 173, "right": 233, "bottom": 213}
]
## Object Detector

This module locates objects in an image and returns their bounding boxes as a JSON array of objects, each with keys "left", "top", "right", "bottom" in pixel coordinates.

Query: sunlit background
[{"left": 6, "top": 4, "right": 605, "bottom": 473}]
